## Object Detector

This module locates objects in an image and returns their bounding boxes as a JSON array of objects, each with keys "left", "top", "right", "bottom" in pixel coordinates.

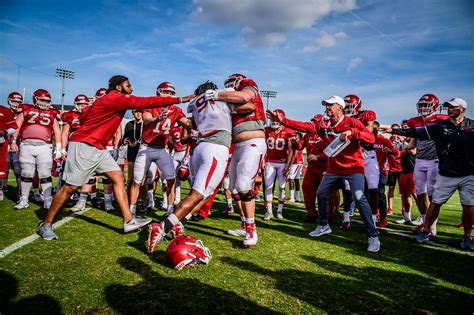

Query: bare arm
[
  {"left": 13, "top": 113, "right": 24, "bottom": 139},
  {"left": 178, "top": 117, "right": 193, "bottom": 130},
  {"left": 217, "top": 89, "right": 255, "bottom": 104},
  {"left": 53, "top": 119, "right": 61, "bottom": 145},
  {"left": 233, "top": 101, "right": 255, "bottom": 115},
  {"left": 404, "top": 138, "right": 416, "bottom": 150},
  {"left": 114, "top": 125, "right": 122, "bottom": 148}
]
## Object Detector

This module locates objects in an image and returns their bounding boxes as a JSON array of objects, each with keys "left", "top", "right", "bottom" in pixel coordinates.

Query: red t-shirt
[
  {"left": 141, "top": 105, "right": 185, "bottom": 147},
  {"left": 264, "top": 126, "right": 295, "bottom": 163},
  {"left": 0, "top": 105, "right": 17, "bottom": 143},
  {"left": 61, "top": 111, "right": 81, "bottom": 131},
  {"left": 293, "top": 149, "right": 303, "bottom": 164},
  {"left": 171, "top": 126, "right": 188, "bottom": 152},
  {"left": 282, "top": 116, "right": 374, "bottom": 175},
  {"left": 232, "top": 79, "right": 265, "bottom": 129},
  {"left": 406, "top": 114, "right": 448, "bottom": 128},
  {"left": 374, "top": 135, "right": 400, "bottom": 175},
  {"left": 19, "top": 104, "right": 59, "bottom": 143},
  {"left": 295, "top": 133, "right": 327, "bottom": 172},
  {"left": 70, "top": 90, "right": 180, "bottom": 149}
]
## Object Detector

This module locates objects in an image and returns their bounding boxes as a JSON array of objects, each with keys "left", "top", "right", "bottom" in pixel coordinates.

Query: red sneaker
[
  {"left": 170, "top": 222, "right": 185, "bottom": 238},
  {"left": 340, "top": 221, "right": 351, "bottom": 231},
  {"left": 376, "top": 217, "right": 388, "bottom": 228},
  {"left": 243, "top": 223, "right": 258, "bottom": 246},
  {"left": 457, "top": 223, "right": 464, "bottom": 228},
  {"left": 386, "top": 208, "right": 393, "bottom": 215},
  {"left": 146, "top": 222, "right": 166, "bottom": 254}
]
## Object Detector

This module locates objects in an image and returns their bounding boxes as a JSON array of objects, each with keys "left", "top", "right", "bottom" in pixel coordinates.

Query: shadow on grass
[
  {"left": 221, "top": 256, "right": 473, "bottom": 313},
  {"left": 104, "top": 257, "right": 278, "bottom": 314},
  {"left": 0, "top": 270, "right": 61, "bottom": 314}
]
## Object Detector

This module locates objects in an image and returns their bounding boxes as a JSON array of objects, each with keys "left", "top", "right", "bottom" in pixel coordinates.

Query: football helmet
[
  {"left": 224, "top": 73, "right": 246, "bottom": 89},
  {"left": 95, "top": 88, "right": 107, "bottom": 99},
  {"left": 271, "top": 109, "right": 285, "bottom": 129},
  {"left": 73, "top": 94, "right": 90, "bottom": 112},
  {"left": 156, "top": 82, "right": 176, "bottom": 96},
  {"left": 177, "top": 163, "right": 190, "bottom": 181},
  {"left": 166, "top": 234, "right": 212, "bottom": 270},
  {"left": 7, "top": 92, "right": 23, "bottom": 111},
  {"left": 32, "top": 89, "right": 52, "bottom": 110},
  {"left": 417, "top": 94, "right": 439, "bottom": 116},
  {"left": 343, "top": 94, "right": 362, "bottom": 117}
]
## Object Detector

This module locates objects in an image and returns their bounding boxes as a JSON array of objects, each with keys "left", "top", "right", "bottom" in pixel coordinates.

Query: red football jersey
[
  {"left": 231, "top": 79, "right": 265, "bottom": 130},
  {"left": 295, "top": 133, "right": 327, "bottom": 171},
  {"left": 70, "top": 90, "right": 180, "bottom": 150},
  {"left": 406, "top": 114, "right": 448, "bottom": 128},
  {"left": 265, "top": 126, "right": 295, "bottom": 163},
  {"left": 355, "top": 110, "right": 376, "bottom": 126},
  {"left": 374, "top": 135, "right": 400, "bottom": 175},
  {"left": 19, "top": 104, "right": 59, "bottom": 143},
  {"left": 142, "top": 105, "right": 185, "bottom": 147},
  {"left": 293, "top": 149, "right": 303, "bottom": 164},
  {"left": 0, "top": 105, "right": 17, "bottom": 134},
  {"left": 171, "top": 126, "right": 188, "bottom": 152},
  {"left": 61, "top": 111, "right": 81, "bottom": 131}
]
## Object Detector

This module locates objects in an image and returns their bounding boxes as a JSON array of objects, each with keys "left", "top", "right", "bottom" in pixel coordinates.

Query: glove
[
  {"left": 205, "top": 89, "right": 219, "bottom": 101},
  {"left": 157, "top": 109, "right": 169, "bottom": 122},
  {"left": 55, "top": 143, "right": 62, "bottom": 160},
  {"left": 111, "top": 148, "right": 119, "bottom": 161}
]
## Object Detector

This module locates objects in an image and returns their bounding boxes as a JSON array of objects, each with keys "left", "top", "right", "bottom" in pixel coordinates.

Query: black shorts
[{"left": 387, "top": 171, "right": 401, "bottom": 187}]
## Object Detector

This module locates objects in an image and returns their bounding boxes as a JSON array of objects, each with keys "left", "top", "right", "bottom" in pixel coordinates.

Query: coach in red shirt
[
  {"left": 38, "top": 75, "right": 193, "bottom": 240},
  {"left": 267, "top": 95, "right": 380, "bottom": 252}
]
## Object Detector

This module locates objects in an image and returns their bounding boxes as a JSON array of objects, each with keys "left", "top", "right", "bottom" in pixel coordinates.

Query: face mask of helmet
[{"left": 271, "top": 122, "right": 281, "bottom": 129}]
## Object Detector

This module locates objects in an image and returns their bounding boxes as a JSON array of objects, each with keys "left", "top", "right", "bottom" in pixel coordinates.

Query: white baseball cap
[
  {"left": 322, "top": 95, "right": 345, "bottom": 107},
  {"left": 444, "top": 98, "right": 467, "bottom": 109}
]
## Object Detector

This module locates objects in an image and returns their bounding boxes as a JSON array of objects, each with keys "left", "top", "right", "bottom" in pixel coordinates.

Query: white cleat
[
  {"left": 263, "top": 211, "right": 273, "bottom": 221},
  {"left": 70, "top": 201, "right": 87, "bottom": 212},
  {"left": 276, "top": 211, "right": 284, "bottom": 219},
  {"left": 43, "top": 197, "right": 53, "bottom": 210},
  {"left": 243, "top": 223, "right": 258, "bottom": 246},
  {"left": 14, "top": 197, "right": 29, "bottom": 210}
]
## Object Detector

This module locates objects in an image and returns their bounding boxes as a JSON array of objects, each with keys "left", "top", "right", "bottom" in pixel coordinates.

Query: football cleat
[
  {"left": 123, "top": 216, "right": 152, "bottom": 233},
  {"left": 243, "top": 223, "right": 258, "bottom": 246},
  {"left": 70, "top": 201, "right": 87, "bottom": 212},
  {"left": 170, "top": 222, "right": 185, "bottom": 238},
  {"left": 37, "top": 222, "right": 58, "bottom": 241},
  {"left": 146, "top": 222, "right": 166, "bottom": 254},
  {"left": 413, "top": 230, "right": 430, "bottom": 243},
  {"left": 386, "top": 208, "right": 393, "bottom": 215},
  {"left": 263, "top": 212, "right": 273, "bottom": 221},
  {"left": 104, "top": 200, "right": 114, "bottom": 212},
  {"left": 376, "top": 217, "right": 388, "bottom": 228},
  {"left": 276, "top": 211, "right": 284, "bottom": 219},
  {"left": 227, "top": 221, "right": 247, "bottom": 237},
  {"left": 461, "top": 236, "right": 473, "bottom": 251},
  {"left": 412, "top": 215, "right": 423, "bottom": 226},
  {"left": 339, "top": 221, "right": 351, "bottom": 231},
  {"left": 14, "top": 197, "right": 29, "bottom": 210}
]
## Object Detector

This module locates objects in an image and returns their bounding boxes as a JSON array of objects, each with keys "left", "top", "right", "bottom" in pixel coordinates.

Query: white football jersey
[{"left": 187, "top": 92, "right": 232, "bottom": 136}]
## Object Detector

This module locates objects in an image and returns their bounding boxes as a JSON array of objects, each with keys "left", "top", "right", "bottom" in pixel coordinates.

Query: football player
[
  {"left": 263, "top": 109, "right": 295, "bottom": 220},
  {"left": 287, "top": 132, "right": 304, "bottom": 203},
  {"left": 0, "top": 94, "right": 19, "bottom": 200},
  {"left": 6, "top": 92, "right": 23, "bottom": 194},
  {"left": 11, "top": 89, "right": 61, "bottom": 209},
  {"left": 205, "top": 73, "right": 267, "bottom": 246},
  {"left": 170, "top": 125, "right": 190, "bottom": 205}
]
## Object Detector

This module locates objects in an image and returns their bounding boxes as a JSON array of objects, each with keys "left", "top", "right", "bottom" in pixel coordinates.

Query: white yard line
[
  {"left": 352, "top": 219, "right": 474, "bottom": 256},
  {"left": 0, "top": 208, "right": 90, "bottom": 259}
]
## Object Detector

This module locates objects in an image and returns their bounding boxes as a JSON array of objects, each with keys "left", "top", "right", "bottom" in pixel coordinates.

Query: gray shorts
[
  {"left": 63, "top": 142, "right": 121, "bottom": 186},
  {"left": 432, "top": 174, "right": 474, "bottom": 205}
]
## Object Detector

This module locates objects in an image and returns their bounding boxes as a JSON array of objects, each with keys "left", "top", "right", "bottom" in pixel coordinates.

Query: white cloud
[
  {"left": 346, "top": 57, "right": 362, "bottom": 72},
  {"left": 192, "top": 0, "right": 357, "bottom": 44},
  {"left": 302, "top": 32, "right": 347, "bottom": 53}
]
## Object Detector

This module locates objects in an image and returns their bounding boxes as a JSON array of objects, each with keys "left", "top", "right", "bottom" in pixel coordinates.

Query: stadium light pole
[
  {"left": 56, "top": 68, "right": 75, "bottom": 113},
  {"left": 260, "top": 90, "right": 277, "bottom": 111}
]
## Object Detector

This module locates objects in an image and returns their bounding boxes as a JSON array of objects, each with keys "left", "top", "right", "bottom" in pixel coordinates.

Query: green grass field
[{"left": 1, "top": 174, "right": 473, "bottom": 314}]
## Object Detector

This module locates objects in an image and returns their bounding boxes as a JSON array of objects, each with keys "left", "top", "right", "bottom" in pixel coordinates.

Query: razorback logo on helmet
[
  {"left": 417, "top": 93, "right": 439, "bottom": 116},
  {"left": 7, "top": 92, "right": 23, "bottom": 111},
  {"left": 32, "top": 89, "right": 52, "bottom": 110},
  {"left": 166, "top": 235, "right": 212, "bottom": 270},
  {"left": 74, "top": 94, "right": 90, "bottom": 112},
  {"left": 224, "top": 73, "right": 246, "bottom": 89},
  {"left": 156, "top": 82, "right": 176, "bottom": 96},
  {"left": 95, "top": 88, "right": 107, "bottom": 99},
  {"left": 344, "top": 94, "right": 362, "bottom": 117}
]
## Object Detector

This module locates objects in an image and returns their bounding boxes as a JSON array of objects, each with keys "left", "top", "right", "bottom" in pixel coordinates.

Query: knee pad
[
  {"left": 232, "top": 193, "right": 241, "bottom": 201},
  {"left": 87, "top": 177, "right": 97, "bottom": 185},
  {"left": 21, "top": 176, "right": 33, "bottom": 183},
  {"left": 102, "top": 177, "right": 111, "bottom": 185},
  {"left": 40, "top": 177, "right": 52, "bottom": 184},
  {"left": 238, "top": 190, "right": 256, "bottom": 202}
]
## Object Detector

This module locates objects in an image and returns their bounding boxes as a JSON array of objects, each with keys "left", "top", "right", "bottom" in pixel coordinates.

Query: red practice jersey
[
  {"left": 293, "top": 149, "right": 303, "bottom": 164},
  {"left": 295, "top": 133, "right": 327, "bottom": 172},
  {"left": 231, "top": 79, "right": 265, "bottom": 131},
  {"left": 19, "top": 104, "right": 59, "bottom": 143},
  {"left": 171, "top": 126, "right": 188, "bottom": 152},
  {"left": 61, "top": 111, "right": 81, "bottom": 131},
  {"left": 406, "top": 114, "right": 448, "bottom": 128},
  {"left": 142, "top": 106, "right": 185, "bottom": 147},
  {"left": 70, "top": 90, "right": 180, "bottom": 150},
  {"left": 265, "top": 126, "right": 295, "bottom": 163},
  {"left": 374, "top": 135, "right": 400, "bottom": 175}
]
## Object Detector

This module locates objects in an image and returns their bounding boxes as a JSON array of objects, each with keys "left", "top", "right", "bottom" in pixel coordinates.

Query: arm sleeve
[
  {"left": 282, "top": 117, "right": 319, "bottom": 134},
  {"left": 392, "top": 124, "right": 441, "bottom": 141},
  {"left": 116, "top": 95, "right": 180, "bottom": 111}
]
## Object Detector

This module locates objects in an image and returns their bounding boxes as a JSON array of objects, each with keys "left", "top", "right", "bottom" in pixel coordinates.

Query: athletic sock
[
  {"left": 290, "top": 190, "right": 295, "bottom": 199},
  {"left": 245, "top": 217, "right": 255, "bottom": 224},
  {"left": 130, "top": 204, "right": 136, "bottom": 216},
  {"left": 79, "top": 193, "right": 88, "bottom": 203},
  {"left": 343, "top": 211, "right": 351, "bottom": 222},
  {"left": 226, "top": 198, "right": 233, "bottom": 207},
  {"left": 164, "top": 213, "right": 180, "bottom": 233}
]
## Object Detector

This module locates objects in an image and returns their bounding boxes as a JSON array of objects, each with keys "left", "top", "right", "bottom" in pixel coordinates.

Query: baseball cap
[
  {"left": 322, "top": 95, "right": 345, "bottom": 107},
  {"left": 443, "top": 98, "right": 467, "bottom": 109}
]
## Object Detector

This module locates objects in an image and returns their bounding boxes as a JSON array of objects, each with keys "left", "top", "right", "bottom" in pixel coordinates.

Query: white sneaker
[
  {"left": 243, "top": 223, "right": 258, "bottom": 246},
  {"left": 70, "top": 201, "right": 87, "bottom": 212},
  {"left": 412, "top": 215, "right": 423, "bottom": 226},
  {"left": 295, "top": 198, "right": 302, "bottom": 203},
  {"left": 396, "top": 218, "right": 413, "bottom": 225},
  {"left": 14, "top": 197, "right": 29, "bottom": 210},
  {"left": 368, "top": 236, "right": 380, "bottom": 252},
  {"left": 227, "top": 222, "right": 246, "bottom": 237},
  {"left": 0, "top": 190, "right": 4, "bottom": 201},
  {"left": 124, "top": 216, "right": 152, "bottom": 233},
  {"left": 309, "top": 224, "right": 332, "bottom": 237},
  {"left": 288, "top": 198, "right": 296, "bottom": 203},
  {"left": 276, "top": 211, "right": 284, "bottom": 219},
  {"left": 43, "top": 197, "right": 53, "bottom": 210},
  {"left": 263, "top": 211, "right": 273, "bottom": 221}
]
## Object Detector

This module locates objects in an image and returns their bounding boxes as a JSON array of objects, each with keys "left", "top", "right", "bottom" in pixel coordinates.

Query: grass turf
[{"left": 0, "top": 175, "right": 473, "bottom": 314}]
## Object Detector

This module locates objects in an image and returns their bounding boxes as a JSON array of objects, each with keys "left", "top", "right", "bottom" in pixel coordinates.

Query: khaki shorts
[
  {"left": 432, "top": 174, "right": 474, "bottom": 205},
  {"left": 63, "top": 142, "right": 120, "bottom": 186}
]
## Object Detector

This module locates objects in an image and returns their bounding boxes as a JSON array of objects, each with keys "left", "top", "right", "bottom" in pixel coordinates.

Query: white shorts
[
  {"left": 264, "top": 161, "right": 288, "bottom": 200},
  {"left": 173, "top": 150, "right": 186, "bottom": 164},
  {"left": 414, "top": 159, "right": 439, "bottom": 196},
  {"left": 344, "top": 150, "right": 379, "bottom": 190},
  {"left": 432, "top": 174, "right": 474, "bottom": 205},
  {"left": 133, "top": 144, "right": 175, "bottom": 184},
  {"left": 19, "top": 142, "right": 52, "bottom": 179},
  {"left": 229, "top": 138, "right": 267, "bottom": 193},
  {"left": 63, "top": 142, "right": 120, "bottom": 186},
  {"left": 288, "top": 164, "right": 303, "bottom": 180},
  {"left": 191, "top": 142, "right": 229, "bottom": 198}
]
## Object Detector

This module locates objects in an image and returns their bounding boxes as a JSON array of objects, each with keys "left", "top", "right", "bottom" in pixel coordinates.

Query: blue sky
[{"left": 1, "top": 0, "right": 473, "bottom": 123}]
